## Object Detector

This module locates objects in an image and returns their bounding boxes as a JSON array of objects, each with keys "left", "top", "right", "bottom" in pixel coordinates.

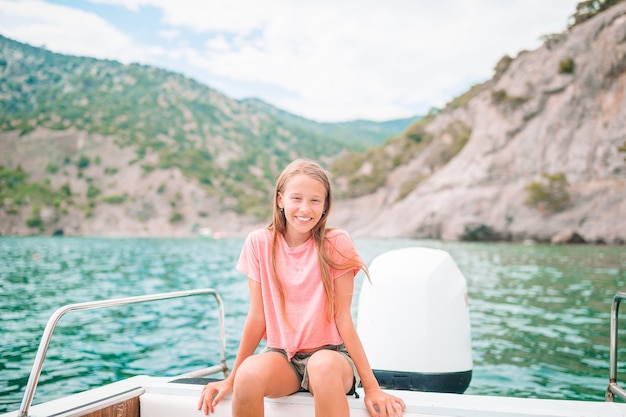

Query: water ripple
[{"left": 1, "top": 237, "right": 624, "bottom": 413}]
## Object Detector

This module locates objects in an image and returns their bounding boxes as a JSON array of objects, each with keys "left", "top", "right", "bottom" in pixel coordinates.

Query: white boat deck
[
  {"left": 5, "top": 375, "right": 626, "bottom": 417},
  {"left": 142, "top": 378, "right": 626, "bottom": 417}
]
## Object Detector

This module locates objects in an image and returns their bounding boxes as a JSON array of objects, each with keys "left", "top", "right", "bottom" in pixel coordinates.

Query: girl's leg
[
  {"left": 232, "top": 351, "right": 300, "bottom": 417},
  {"left": 306, "top": 350, "right": 354, "bottom": 417}
]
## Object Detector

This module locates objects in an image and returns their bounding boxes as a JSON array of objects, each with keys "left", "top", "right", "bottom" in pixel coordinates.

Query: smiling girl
[{"left": 198, "top": 158, "right": 405, "bottom": 417}]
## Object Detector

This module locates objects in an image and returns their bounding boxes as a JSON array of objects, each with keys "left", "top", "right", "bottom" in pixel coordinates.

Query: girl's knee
[
  {"left": 307, "top": 350, "right": 351, "bottom": 391},
  {"left": 308, "top": 350, "right": 344, "bottom": 374},
  {"left": 234, "top": 353, "right": 300, "bottom": 398},
  {"left": 233, "top": 356, "right": 265, "bottom": 393}
]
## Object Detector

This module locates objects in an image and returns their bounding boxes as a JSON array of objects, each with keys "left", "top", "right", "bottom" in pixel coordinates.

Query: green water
[{"left": 0, "top": 237, "right": 624, "bottom": 413}]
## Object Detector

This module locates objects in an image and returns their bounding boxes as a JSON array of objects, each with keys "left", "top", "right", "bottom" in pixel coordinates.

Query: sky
[{"left": 0, "top": 0, "right": 581, "bottom": 122}]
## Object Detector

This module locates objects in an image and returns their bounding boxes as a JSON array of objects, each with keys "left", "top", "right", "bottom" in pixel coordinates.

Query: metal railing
[
  {"left": 606, "top": 291, "right": 626, "bottom": 402},
  {"left": 18, "top": 288, "right": 229, "bottom": 417}
]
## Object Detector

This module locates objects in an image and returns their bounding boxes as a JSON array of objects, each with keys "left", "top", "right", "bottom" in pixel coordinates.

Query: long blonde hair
[{"left": 268, "top": 159, "right": 367, "bottom": 321}]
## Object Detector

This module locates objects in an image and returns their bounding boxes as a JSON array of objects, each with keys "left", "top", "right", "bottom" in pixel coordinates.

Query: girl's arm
[
  {"left": 198, "top": 278, "right": 265, "bottom": 414},
  {"left": 227, "top": 278, "right": 266, "bottom": 380},
  {"left": 334, "top": 271, "right": 406, "bottom": 417}
]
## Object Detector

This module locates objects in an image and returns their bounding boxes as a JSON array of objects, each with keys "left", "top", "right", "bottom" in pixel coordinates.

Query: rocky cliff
[{"left": 331, "top": 3, "right": 626, "bottom": 244}]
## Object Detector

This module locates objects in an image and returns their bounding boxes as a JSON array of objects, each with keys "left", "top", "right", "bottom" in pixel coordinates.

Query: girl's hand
[
  {"left": 197, "top": 379, "right": 233, "bottom": 415},
  {"left": 364, "top": 388, "right": 406, "bottom": 417}
]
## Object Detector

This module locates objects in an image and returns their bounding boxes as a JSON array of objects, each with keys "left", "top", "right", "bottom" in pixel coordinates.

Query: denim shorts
[{"left": 263, "top": 343, "right": 360, "bottom": 396}]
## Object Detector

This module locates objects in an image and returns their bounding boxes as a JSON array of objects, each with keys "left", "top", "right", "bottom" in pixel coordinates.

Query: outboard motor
[{"left": 357, "top": 247, "right": 472, "bottom": 393}]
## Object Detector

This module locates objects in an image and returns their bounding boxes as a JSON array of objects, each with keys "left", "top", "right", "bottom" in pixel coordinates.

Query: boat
[{"left": 3, "top": 247, "right": 626, "bottom": 417}]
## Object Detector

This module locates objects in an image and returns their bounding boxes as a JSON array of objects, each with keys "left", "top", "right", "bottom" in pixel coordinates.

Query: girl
[{"left": 197, "top": 159, "right": 405, "bottom": 417}]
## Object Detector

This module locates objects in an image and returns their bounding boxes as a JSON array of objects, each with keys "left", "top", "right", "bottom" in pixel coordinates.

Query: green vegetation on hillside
[
  {"left": 569, "top": 0, "right": 624, "bottom": 27},
  {"left": 525, "top": 172, "right": 570, "bottom": 212},
  {"left": 331, "top": 117, "right": 431, "bottom": 197},
  {"left": 0, "top": 166, "right": 72, "bottom": 229},
  {"left": 0, "top": 35, "right": 413, "bottom": 220},
  {"left": 331, "top": 104, "right": 473, "bottom": 199},
  {"left": 559, "top": 57, "right": 576, "bottom": 74}
]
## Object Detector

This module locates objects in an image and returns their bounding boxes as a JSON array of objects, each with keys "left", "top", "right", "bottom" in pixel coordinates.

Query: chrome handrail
[
  {"left": 606, "top": 291, "right": 626, "bottom": 402},
  {"left": 18, "top": 288, "right": 229, "bottom": 417}
]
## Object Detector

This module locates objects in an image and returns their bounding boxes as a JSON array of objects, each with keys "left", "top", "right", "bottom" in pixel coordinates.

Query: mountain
[
  {"left": 331, "top": 1, "right": 626, "bottom": 244},
  {"left": 1, "top": 2, "right": 624, "bottom": 243},
  {"left": 0, "top": 35, "right": 416, "bottom": 237},
  {"left": 240, "top": 98, "right": 418, "bottom": 148}
]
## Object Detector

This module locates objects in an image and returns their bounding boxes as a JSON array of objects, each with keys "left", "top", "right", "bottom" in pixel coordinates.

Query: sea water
[{"left": 0, "top": 236, "right": 624, "bottom": 412}]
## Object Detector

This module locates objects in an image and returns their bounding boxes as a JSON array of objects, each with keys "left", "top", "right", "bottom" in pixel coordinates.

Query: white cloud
[
  {"left": 0, "top": 0, "right": 579, "bottom": 121},
  {"left": 89, "top": 0, "right": 151, "bottom": 12},
  {"left": 149, "top": 0, "right": 576, "bottom": 120},
  {"left": 0, "top": 0, "right": 146, "bottom": 62},
  {"left": 157, "top": 28, "right": 181, "bottom": 41}
]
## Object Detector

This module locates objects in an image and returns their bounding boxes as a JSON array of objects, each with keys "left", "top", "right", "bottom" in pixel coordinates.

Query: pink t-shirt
[{"left": 236, "top": 227, "right": 360, "bottom": 360}]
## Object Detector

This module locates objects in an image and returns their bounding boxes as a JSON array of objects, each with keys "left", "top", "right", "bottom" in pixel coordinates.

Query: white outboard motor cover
[{"left": 357, "top": 247, "right": 472, "bottom": 393}]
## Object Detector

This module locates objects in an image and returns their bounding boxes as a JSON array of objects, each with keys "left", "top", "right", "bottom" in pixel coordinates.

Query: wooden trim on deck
[{"left": 80, "top": 397, "right": 139, "bottom": 417}]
